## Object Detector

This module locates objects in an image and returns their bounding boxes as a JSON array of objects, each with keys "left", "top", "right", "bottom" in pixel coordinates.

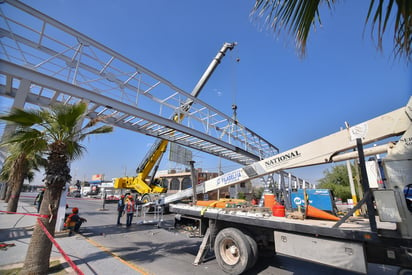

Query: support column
[
  {"left": 346, "top": 160, "right": 359, "bottom": 216},
  {"left": 189, "top": 161, "right": 197, "bottom": 204},
  {"left": 1, "top": 79, "right": 31, "bottom": 141}
]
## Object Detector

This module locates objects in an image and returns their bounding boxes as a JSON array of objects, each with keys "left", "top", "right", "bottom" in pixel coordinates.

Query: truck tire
[
  {"left": 244, "top": 233, "right": 258, "bottom": 269},
  {"left": 214, "top": 227, "right": 252, "bottom": 275},
  {"left": 398, "top": 268, "right": 412, "bottom": 275}
]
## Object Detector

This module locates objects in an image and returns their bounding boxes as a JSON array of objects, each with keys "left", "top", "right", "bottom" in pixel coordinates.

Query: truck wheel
[
  {"left": 398, "top": 268, "right": 412, "bottom": 275},
  {"left": 244, "top": 233, "right": 258, "bottom": 269},
  {"left": 214, "top": 227, "right": 252, "bottom": 275},
  {"left": 141, "top": 194, "right": 152, "bottom": 203}
]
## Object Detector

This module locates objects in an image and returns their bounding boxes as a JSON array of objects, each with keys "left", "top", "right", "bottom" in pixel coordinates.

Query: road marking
[{"left": 84, "top": 237, "right": 152, "bottom": 275}]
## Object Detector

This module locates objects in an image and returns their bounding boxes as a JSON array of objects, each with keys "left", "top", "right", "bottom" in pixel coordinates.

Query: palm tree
[
  {"left": 0, "top": 102, "right": 113, "bottom": 274},
  {"left": 0, "top": 143, "right": 45, "bottom": 212},
  {"left": 251, "top": 0, "right": 411, "bottom": 63}
]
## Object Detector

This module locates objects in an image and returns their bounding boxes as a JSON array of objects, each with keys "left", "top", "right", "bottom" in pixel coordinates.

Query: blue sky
[{"left": 3, "top": 1, "right": 411, "bottom": 184}]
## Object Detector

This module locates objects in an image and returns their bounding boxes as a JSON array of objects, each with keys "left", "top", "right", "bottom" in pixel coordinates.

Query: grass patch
[{"left": 0, "top": 260, "right": 68, "bottom": 275}]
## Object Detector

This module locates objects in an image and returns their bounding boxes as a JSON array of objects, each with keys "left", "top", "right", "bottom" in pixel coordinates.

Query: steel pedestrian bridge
[{"left": 0, "top": 0, "right": 280, "bottom": 167}]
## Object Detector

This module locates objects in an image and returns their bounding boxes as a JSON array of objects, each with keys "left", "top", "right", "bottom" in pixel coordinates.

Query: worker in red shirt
[
  {"left": 65, "top": 207, "right": 87, "bottom": 236},
  {"left": 125, "top": 195, "right": 136, "bottom": 227}
]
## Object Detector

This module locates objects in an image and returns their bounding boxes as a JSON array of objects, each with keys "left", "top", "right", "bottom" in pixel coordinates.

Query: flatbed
[{"left": 171, "top": 204, "right": 397, "bottom": 239}]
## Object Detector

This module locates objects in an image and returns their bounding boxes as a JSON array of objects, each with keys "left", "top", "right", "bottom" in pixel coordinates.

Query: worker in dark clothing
[
  {"left": 65, "top": 207, "right": 87, "bottom": 236},
  {"left": 117, "top": 195, "right": 125, "bottom": 225},
  {"left": 34, "top": 189, "right": 45, "bottom": 213}
]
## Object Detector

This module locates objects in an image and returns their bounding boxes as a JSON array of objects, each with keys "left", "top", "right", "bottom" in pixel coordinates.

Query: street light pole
[{"left": 189, "top": 161, "right": 197, "bottom": 205}]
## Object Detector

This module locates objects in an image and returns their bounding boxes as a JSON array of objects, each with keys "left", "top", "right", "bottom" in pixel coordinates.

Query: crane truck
[
  {"left": 168, "top": 96, "right": 412, "bottom": 274},
  {"left": 114, "top": 42, "right": 237, "bottom": 202}
]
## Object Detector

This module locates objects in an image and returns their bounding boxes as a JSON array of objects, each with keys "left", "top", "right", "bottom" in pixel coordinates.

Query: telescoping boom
[{"left": 114, "top": 43, "right": 237, "bottom": 201}]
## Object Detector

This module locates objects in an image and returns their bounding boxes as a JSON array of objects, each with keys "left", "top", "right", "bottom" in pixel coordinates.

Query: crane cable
[{"left": 231, "top": 48, "right": 240, "bottom": 123}]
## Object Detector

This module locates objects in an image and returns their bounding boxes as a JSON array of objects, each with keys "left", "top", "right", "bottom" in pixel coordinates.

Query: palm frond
[
  {"left": 251, "top": 0, "right": 330, "bottom": 57},
  {"left": 252, "top": 0, "right": 411, "bottom": 63},
  {"left": 79, "top": 125, "right": 114, "bottom": 141},
  {"left": 1, "top": 128, "right": 46, "bottom": 150},
  {"left": 52, "top": 103, "right": 87, "bottom": 131},
  {"left": 0, "top": 108, "right": 43, "bottom": 127},
  {"left": 366, "top": 0, "right": 412, "bottom": 62},
  {"left": 66, "top": 141, "right": 85, "bottom": 161}
]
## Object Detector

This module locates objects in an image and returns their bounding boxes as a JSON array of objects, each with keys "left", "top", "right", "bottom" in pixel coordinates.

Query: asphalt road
[{"left": 19, "top": 192, "right": 404, "bottom": 275}]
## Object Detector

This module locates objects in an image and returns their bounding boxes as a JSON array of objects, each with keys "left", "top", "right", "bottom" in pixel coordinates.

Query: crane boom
[
  {"left": 205, "top": 97, "right": 411, "bottom": 192},
  {"left": 114, "top": 42, "right": 237, "bottom": 195},
  {"left": 166, "top": 96, "right": 412, "bottom": 208}
]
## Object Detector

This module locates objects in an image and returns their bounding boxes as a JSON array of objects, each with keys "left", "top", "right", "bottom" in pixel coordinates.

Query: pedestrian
[
  {"left": 117, "top": 195, "right": 125, "bottom": 225},
  {"left": 125, "top": 195, "right": 135, "bottom": 227},
  {"left": 64, "top": 207, "right": 87, "bottom": 236},
  {"left": 34, "top": 188, "right": 45, "bottom": 213},
  {"left": 135, "top": 195, "right": 143, "bottom": 217}
]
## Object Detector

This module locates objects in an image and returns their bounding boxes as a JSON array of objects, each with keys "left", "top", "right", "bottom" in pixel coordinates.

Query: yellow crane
[{"left": 114, "top": 42, "right": 237, "bottom": 202}]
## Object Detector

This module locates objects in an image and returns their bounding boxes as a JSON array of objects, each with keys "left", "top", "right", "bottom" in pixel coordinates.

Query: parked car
[
  {"left": 405, "top": 184, "right": 412, "bottom": 211},
  {"left": 68, "top": 190, "right": 81, "bottom": 198},
  {"left": 103, "top": 190, "right": 120, "bottom": 203}
]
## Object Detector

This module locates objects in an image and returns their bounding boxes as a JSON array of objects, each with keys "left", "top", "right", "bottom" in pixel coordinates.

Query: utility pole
[
  {"left": 346, "top": 160, "right": 359, "bottom": 216},
  {"left": 189, "top": 161, "right": 197, "bottom": 205}
]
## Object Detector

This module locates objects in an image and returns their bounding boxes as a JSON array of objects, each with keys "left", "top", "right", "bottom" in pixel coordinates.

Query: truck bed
[{"left": 170, "top": 203, "right": 397, "bottom": 242}]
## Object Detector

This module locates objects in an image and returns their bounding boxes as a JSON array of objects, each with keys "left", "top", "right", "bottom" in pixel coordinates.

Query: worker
[
  {"left": 117, "top": 195, "right": 126, "bottom": 225},
  {"left": 125, "top": 195, "right": 136, "bottom": 227},
  {"left": 135, "top": 195, "right": 143, "bottom": 217},
  {"left": 34, "top": 188, "right": 45, "bottom": 213},
  {"left": 65, "top": 207, "right": 87, "bottom": 236},
  {"left": 251, "top": 198, "right": 258, "bottom": 206}
]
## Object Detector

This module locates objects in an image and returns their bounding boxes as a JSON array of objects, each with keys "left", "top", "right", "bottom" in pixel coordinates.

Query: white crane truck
[{"left": 168, "top": 96, "right": 412, "bottom": 274}]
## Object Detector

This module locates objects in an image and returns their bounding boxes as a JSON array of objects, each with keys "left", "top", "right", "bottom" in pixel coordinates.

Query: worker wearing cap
[
  {"left": 117, "top": 195, "right": 126, "bottom": 225},
  {"left": 65, "top": 207, "right": 87, "bottom": 236},
  {"left": 125, "top": 195, "right": 136, "bottom": 227}
]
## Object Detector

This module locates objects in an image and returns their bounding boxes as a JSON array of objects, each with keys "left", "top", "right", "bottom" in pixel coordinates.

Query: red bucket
[{"left": 272, "top": 204, "right": 285, "bottom": 217}]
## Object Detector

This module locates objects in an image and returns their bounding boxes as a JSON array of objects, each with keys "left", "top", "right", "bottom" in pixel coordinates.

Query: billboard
[
  {"left": 92, "top": 174, "right": 103, "bottom": 181},
  {"left": 169, "top": 143, "right": 192, "bottom": 165}
]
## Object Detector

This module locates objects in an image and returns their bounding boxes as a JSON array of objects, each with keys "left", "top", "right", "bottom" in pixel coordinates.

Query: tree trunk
[
  {"left": 0, "top": 182, "right": 8, "bottom": 200},
  {"left": 7, "top": 177, "right": 24, "bottom": 213},
  {"left": 20, "top": 184, "right": 63, "bottom": 274},
  {"left": 21, "top": 143, "right": 70, "bottom": 274},
  {"left": 4, "top": 182, "right": 12, "bottom": 203},
  {"left": 7, "top": 156, "right": 27, "bottom": 212}
]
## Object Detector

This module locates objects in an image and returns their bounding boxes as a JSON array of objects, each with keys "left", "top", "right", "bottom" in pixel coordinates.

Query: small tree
[
  {"left": 0, "top": 102, "right": 113, "bottom": 274},
  {"left": 317, "top": 164, "right": 357, "bottom": 201},
  {"left": 237, "top": 191, "right": 246, "bottom": 200},
  {"left": 0, "top": 143, "right": 45, "bottom": 212},
  {"left": 251, "top": 186, "right": 264, "bottom": 200}
]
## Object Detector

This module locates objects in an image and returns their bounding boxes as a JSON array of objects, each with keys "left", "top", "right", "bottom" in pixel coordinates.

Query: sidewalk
[{"left": 0, "top": 200, "right": 143, "bottom": 274}]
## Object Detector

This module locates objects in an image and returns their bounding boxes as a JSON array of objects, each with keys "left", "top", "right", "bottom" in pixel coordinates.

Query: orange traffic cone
[{"left": 306, "top": 205, "right": 340, "bottom": 221}]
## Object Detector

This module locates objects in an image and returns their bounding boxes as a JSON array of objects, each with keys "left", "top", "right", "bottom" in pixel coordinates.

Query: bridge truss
[{"left": 0, "top": 0, "right": 279, "bottom": 167}]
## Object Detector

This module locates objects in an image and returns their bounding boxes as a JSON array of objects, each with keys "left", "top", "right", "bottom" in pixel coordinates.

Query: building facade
[{"left": 156, "top": 168, "right": 252, "bottom": 200}]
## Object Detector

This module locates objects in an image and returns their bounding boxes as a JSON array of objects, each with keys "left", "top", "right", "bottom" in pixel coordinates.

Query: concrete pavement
[
  {"left": 0, "top": 200, "right": 146, "bottom": 274},
  {"left": 2, "top": 196, "right": 397, "bottom": 275}
]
